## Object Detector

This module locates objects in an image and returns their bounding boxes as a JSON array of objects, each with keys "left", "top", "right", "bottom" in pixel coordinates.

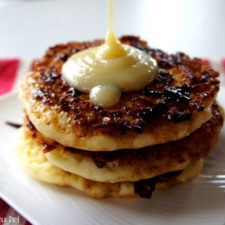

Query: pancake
[
  {"left": 15, "top": 126, "right": 203, "bottom": 198},
  {"left": 21, "top": 102, "right": 223, "bottom": 183},
  {"left": 19, "top": 36, "right": 219, "bottom": 151}
]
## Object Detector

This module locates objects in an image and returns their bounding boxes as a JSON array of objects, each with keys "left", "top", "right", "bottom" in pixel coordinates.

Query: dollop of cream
[
  {"left": 90, "top": 84, "right": 121, "bottom": 108},
  {"left": 62, "top": 44, "right": 158, "bottom": 93},
  {"left": 61, "top": 0, "right": 158, "bottom": 108}
]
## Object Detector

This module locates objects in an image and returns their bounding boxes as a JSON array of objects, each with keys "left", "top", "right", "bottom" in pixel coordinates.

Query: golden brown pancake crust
[
  {"left": 27, "top": 36, "right": 219, "bottom": 134},
  {"left": 15, "top": 125, "right": 203, "bottom": 198},
  {"left": 25, "top": 102, "right": 223, "bottom": 175}
]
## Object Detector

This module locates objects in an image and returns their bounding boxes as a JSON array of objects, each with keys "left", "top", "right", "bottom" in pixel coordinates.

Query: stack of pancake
[{"left": 17, "top": 36, "right": 224, "bottom": 198}]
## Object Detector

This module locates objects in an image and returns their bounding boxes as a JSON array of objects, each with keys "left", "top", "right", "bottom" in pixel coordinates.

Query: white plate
[{"left": 0, "top": 89, "right": 225, "bottom": 225}]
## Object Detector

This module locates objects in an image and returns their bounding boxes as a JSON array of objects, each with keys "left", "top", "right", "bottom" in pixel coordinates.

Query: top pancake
[{"left": 19, "top": 36, "right": 219, "bottom": 151}]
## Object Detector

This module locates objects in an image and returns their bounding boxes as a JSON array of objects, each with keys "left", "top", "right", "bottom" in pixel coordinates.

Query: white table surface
[{"left": 0, "top": 0, "right": 225, "bottom": 59}]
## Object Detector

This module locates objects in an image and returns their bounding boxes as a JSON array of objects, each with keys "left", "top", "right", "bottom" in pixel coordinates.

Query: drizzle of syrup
[
  {"left": 134, "top": 170, "right": 182, "bottom": 198},
  {"left": 5, "top": 121, "right": 22, "bottom": 129}
]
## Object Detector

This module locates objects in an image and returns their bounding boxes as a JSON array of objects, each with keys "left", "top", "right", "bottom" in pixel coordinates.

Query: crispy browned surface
[
  {"left": 26, "top": 102, "right": 224, "bottom": 173},
  {"left": 16, "top": 125, "right": 203, "bottom": 198},
  {"left": 28, "top": 36, "right": 219, "bottom": 133},
  {"left": 60, "top": 102, "right": 224, "bottom": 167}
]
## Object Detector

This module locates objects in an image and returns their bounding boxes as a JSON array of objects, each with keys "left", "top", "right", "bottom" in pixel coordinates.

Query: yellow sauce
[
  {"left": 90, "top": 84, "right": 121, "bottom": 108},
  {"left": 62, "top": 0, "right": 158, "bottom": 108},
  {"left": 98, "top": 0, "right": 126, "bottom": 59}
]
